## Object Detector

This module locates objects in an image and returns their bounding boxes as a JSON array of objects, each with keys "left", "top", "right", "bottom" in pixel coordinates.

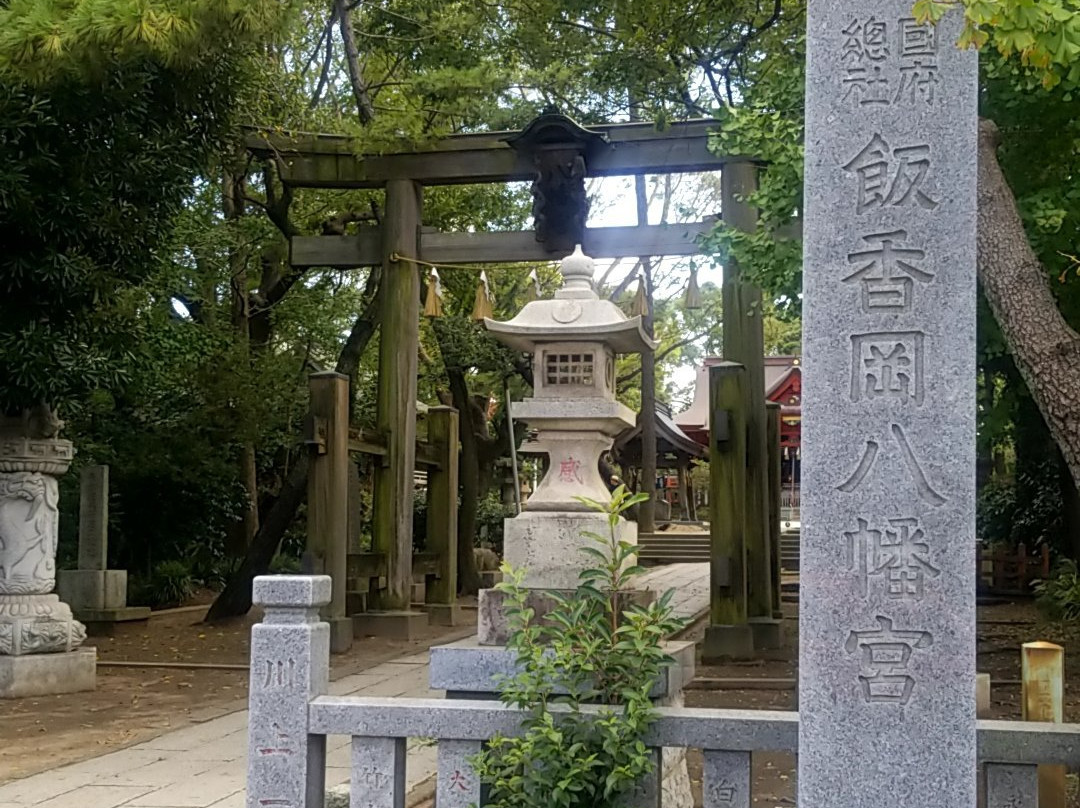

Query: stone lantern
[
  {"left": 0, "top": 413, "right": 94, "bottom": 697},
  {"left": 483, "top": 246, "right": 656, "bottom": 588},
  {"left": 427, "top": 249, "right": 694, "bottom": 807}
]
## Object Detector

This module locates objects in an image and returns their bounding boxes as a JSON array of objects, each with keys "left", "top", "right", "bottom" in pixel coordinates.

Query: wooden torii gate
[{"left": 245, "top": 113, "right": 775, "bottom": 640}]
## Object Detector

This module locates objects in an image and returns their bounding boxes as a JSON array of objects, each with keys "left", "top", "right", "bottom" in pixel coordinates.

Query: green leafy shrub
[
  {"left": 977, "top": 476, "right": 1018, "bottom": 545},
  {"left": 476, "top": 490, "right": 514, "bottom": 555},
  {"left": 977, "top": 460, "right": 1064, "bottom": 550},
  {"left": 133, "top": 560, "right": 195, "bottom": 609},
  {"left": 471, "top": 486, "right": 684, "bottom": 808},
  {"left": 1035, "top": 559, "right": 1080, "bottom": 621},
  {"left": 269, "top": 554, "right": 302, "bottom": 575}
]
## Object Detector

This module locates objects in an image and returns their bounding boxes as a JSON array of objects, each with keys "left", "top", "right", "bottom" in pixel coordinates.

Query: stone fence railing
[{"left": 247, "top": 575, "right": 1080, "bottom": 808}]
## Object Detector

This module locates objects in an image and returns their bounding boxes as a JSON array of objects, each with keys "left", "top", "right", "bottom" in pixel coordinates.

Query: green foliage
[
  {"left": 914, "top": 0, "right": 1080, "bottom": 89},
  {"left": 269, "top": 553, "right": 302, "bottom": 575},
  {"left": 0, "top": 0, "right": 292, "bottom": 82},
  {"left": 977, "top": 460, "right": 1064, "bottom": 549},
  {"left": 977, "top": 476, "right": 1018, "bottom": 545},
  {"left": 471, "top": 486, "right": 684, "bottom": 808},
  {"left": 476, "top": 490, "right": 515, "bottom": 556},
  {"left": 133, "top": 559, "right": 196, "bottom": 609},
  {"left": 0, "top": 0, "right": 286, "bottom": 415},
  {"left": 1034, "top": 559, "right": 1080, "bottom": 621}
]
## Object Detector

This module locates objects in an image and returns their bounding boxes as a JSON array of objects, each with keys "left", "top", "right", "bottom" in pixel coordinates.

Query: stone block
[
  {"left": 77, "top": 606, "right": 151, "bottom": 623},
  {"left": 56, "top": 569, "right": 128, "bottom": 611},
  {"left": 349, "top": 736, "right": 404, "bottom": 808},
  {"left": 253, "top": 574, "right": 332, "bottom": 609},
  {"left": 476, "top": 587, "right": 654, "bottom": 645},
  {"left": 352, "top": 610, "right": 427, "bottom": 640},
  {"left": 704, "top": 750, "right": 750, "bottom": 808},
  {"left": 984, "top": 763, "right": 1038, "bottom": 808},
  {"left": 0, "top": 647, "right": 96, "bottom": 698},
  {"left": 503, "top": 511, "right": 636, "bottom": 590},
  {"left": 423, "top": 603, "right": 463, "bottom": 627},
  {"left": 430, "top": 637, "right": 693, "bottom": 699},
  {"left": 748, "top": 617, "right": 783, "bottom": 651},
  {"left": 436, "top": 740, "right": 482, "bottom": 808},
  {"left": 702, "top": 624, "right": 755, "bottom": 662},
  {"left": 79, "top": 606, "right": 151, "bottom": 637}
]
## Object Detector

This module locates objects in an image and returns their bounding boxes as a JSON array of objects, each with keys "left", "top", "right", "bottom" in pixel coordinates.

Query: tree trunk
[
  {"left": 223, "top": 167, "right": 260, "bottom": 558},
  {"left": 205, "top": 279, "right": 381, "bottom": 621},
  {"left": 977, "top": 119, "right": 1080, "bottom": 490},
  {"left": 204, "top": 453, "right": 309, "bottom": 621},
  {"left": 447, "top": 368, "right": 483, "bottom": 595}
]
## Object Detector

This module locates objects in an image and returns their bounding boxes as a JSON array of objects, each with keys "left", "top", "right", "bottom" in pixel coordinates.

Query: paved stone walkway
[{"left": 0, "top": 563, "right": 709, "bottom": 808}]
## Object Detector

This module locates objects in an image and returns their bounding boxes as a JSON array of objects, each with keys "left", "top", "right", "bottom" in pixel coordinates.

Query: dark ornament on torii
[{"left": 503, "top": 109, "right": 610, "bottom": 254}]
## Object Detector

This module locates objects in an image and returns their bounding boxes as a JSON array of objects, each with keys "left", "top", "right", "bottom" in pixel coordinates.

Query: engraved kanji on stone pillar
[
  {"left": 801, "top": 0, "right": 978, "bottom": 806},
  {"left": 247, "top": 576, "right": 330, "bottom": 808}
]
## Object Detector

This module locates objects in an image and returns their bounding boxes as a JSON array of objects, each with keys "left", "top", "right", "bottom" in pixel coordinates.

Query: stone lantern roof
[{"left": 483, "top": 246, "right": 657, "bottom": 354}]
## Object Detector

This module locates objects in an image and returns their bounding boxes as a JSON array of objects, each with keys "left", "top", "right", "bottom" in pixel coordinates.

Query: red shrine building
[{"left": 674, "top": 355, "right": 802, "bottom": 486}]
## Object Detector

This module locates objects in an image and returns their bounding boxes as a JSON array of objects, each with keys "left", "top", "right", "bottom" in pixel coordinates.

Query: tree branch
[{"left": 335, "top": 0, "right": 376, "bottom": 125}]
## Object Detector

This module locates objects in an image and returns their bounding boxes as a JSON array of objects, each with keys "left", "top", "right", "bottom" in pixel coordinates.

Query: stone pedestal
[
  {"left": 353, "top": 610, "right": 427, "bottom": 640},
  {"left": 423, "top": 603, "right": 462, "bottom": 627},
  {"left": 748, "top": 616, "right": 783, "bottom": 651},
  {"left": 503, "top": 512, "right": 637, "bottom": 590},
  {"left": 0, "top": 647, "right": 96, "bottom": 698},
  {"left": 54, "top": 466, "right": 148, "bottom": 633},
  {"left": 702, "top": 624, "right": 755, "bottom": 662},
  {"left": 0, "top": 428, "right": 92, "bottom": 694},
  {"left": 477, "top": 586, "right": 654, "bottom": 646}
]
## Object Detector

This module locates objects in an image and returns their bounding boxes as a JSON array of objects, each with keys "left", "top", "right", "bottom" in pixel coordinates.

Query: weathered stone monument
[
  {"left": 0, "top": 415, "right": 95, "bottom": 697},
  {"left": 428, "top": 247, "right": 695, "bottom": 806},
  {"left": 57, "top": 465, "right": 150, "bottom": 633},
  {"left": 800, "top": 1, "right": 977, "bottom": 806}
]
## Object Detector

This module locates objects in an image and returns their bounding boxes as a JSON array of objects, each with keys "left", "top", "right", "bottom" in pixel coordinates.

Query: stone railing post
[{"left": 248, "top": 575, "right": 330, "bottom": 808}]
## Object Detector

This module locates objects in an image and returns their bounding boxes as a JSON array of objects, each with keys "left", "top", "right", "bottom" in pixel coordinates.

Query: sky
[{"left": 585, "top": 172, "right": 725, "bottom": 398}]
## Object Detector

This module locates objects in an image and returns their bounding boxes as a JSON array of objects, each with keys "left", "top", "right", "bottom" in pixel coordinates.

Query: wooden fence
[{"left": 977, "top": 542, "right": 1051, "bottom": 596}]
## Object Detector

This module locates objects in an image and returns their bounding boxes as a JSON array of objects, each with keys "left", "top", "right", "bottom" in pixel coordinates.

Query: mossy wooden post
[
  {"left": 766, "top": 401, "right": 783, "bottom": 621},
  {"left": 371, "top": 179, "right": 423, "bottom": 622},
  {"left": 703, "top": 362, "right": 754, "bottom": 661},
  {"left": 307, "top": 371, "right": 352, "bottom": 653},
  {"left": 424, "top": 406, "right": 460, "bottom": 626},
  {"left": 721, "top": 161, "right": 778, "bottom": 650}
]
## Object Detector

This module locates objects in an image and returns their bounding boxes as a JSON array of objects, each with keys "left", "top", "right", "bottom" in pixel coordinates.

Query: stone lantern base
[
  {"left": 0, "top": 647, "right": 96, "bottom": 699},
  {"left": 0, "top": 421, "right": 94, "bottom": 697},
  {"left": 503, "top": 511, "right": 638, "bottom": 590}
]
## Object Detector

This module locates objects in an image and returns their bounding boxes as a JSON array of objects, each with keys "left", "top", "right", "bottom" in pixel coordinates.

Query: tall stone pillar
[
  {"left": 800, "top": 3, "right": 977, "bottom": 806},
  {"left": 0, "top": 418, "right": 95, "bottom": 697}
]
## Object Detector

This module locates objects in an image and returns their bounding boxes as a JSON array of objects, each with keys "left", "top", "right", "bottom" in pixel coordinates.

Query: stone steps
[
  {"left": 780, "top": 531, "right": 800, "bottom": 572},
  {"left": 637, "top": 533, "right": 710, "bottom": 564}
]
